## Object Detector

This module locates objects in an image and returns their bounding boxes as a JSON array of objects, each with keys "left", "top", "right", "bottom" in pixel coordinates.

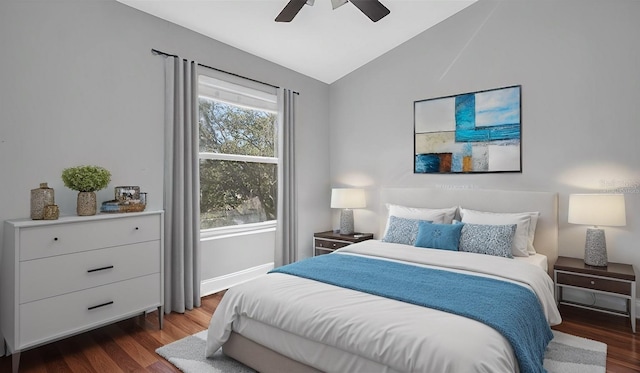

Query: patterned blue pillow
[
  {"left": 414, "top": 221, "right": 464, "bottom": 251},
  {"left": 459, "top": 223, "right": 516, "bottom": 258},
  {"left": 382, "top": 216, "right": 430, "bottom": 245}
]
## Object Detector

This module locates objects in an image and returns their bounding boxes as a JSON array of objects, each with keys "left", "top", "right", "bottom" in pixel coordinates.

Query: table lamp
[
  {"left": 568, "top": 193, "right": 626, "bottom": 267},
  {"left": 331, "top": 188, "right": 366, "bottom": 235}
]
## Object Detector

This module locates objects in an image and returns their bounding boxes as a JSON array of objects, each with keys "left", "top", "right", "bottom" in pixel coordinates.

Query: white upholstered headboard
[{"left": 379, "top": 188, "right": 559, "bottom": 272}]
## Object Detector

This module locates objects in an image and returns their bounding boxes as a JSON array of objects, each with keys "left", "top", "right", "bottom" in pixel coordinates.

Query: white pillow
[
  {"left": 440, "top": 206, "right": 459, "bottom": 224},
  {"left": 459, "top": 208, "right": 538, "bottom": 257},
  {"left": 526, "top": 212, "right": 540, "bottom": 254},
  {"left": 386, "top": 204, "right": 457, "bottom": 223},
  {"left": 383, "top": 204, "right": 458, "bottom": 237}
]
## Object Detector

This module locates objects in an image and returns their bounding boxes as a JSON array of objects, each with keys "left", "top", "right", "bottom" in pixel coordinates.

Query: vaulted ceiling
[{"left": 117, "top": 0, "right": 477, "bottom": 84}]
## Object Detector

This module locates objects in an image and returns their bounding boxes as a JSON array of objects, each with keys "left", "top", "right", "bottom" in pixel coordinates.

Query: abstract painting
[{"left": 414, "top": 85, "right": 521, "bottom": 174}]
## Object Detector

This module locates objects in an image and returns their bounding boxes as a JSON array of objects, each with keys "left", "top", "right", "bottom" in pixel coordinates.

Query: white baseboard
[{"left": 200, "top": 262, "right": 274, "bottom": 297}]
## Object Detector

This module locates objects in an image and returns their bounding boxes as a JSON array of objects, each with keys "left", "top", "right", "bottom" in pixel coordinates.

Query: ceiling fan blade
[
  {"left": 275, "top": 0, "right": 308, "bottom": 22},
  {"left": 350, "top": 0, "right": 390, "bottom": 22}
]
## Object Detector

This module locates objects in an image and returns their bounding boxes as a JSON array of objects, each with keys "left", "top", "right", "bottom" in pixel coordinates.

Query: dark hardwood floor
[
  {"left": 553, "top": 304, "right": 639, "bottom": 372},
  {"left": 0, "top": 292, "right": 224, "bottom": 373},
  {"left": 1, "top": 293, "right": 638, "bottom": 372}
]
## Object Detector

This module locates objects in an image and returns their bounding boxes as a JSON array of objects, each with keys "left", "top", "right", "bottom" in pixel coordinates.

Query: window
[{"left": 198, "top": 74, "right": 278, "bottom": 232}]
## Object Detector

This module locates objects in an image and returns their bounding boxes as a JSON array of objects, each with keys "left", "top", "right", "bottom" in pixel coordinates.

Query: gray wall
[
  {"left": 0, "top": 0, "right": 330, "bottom": 288},
  {"left": 330, "top": 0, "right": 639, "bottom": 289},
  {"left": 2, "top": 0, "right": 639, "bottom": 335}
]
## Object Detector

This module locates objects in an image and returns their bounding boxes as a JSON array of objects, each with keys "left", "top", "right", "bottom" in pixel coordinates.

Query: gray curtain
[
  {"left": 163, "top": 56, "right": 201, "bottom": 313},
  {"left": 275, "top": 89, "right": 298, "bottom": 266}
]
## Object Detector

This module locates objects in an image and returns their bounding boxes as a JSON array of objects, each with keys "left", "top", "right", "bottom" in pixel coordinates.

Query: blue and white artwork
[{"left": 414, "top": 85, "right": 521, "bottom": 174}]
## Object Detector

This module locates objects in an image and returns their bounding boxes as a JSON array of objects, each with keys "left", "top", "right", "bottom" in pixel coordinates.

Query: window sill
[{"left": 200, "top": 220, "right": 276, "bottom": 241}]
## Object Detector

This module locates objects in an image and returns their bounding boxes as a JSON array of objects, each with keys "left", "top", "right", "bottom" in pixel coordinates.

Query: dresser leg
[
  {"left": 158, "top": 305, "right": 164, "bottom": 329},
  {"left": 12, "top": 351, "right": 21, "bottom": 373}
]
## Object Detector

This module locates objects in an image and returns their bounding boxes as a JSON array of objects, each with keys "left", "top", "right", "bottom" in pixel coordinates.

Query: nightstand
[
  {"left": 313, "top": 231, "right": 374, "bottom": 256},
  {"left": 554, "top": 256, "right": 636, "bottom": 333}
]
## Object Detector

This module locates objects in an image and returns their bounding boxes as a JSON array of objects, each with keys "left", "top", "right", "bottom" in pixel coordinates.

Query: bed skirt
[{"left": 222, "top": 332, "right": 322, "bottom": 373}]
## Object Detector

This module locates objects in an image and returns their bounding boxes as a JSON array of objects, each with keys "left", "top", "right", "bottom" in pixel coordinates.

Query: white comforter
[{"left": 206, "top": 240, "right": 561, "bottom": 372}]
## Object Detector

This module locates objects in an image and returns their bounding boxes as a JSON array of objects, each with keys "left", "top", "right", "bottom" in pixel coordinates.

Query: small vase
[
  {"left": 31, "top": 183, "right": 55, "bottom": 220},
  {"left": 43, "top": 204, "right": 59, "bottom": 220},
  {"left": 77, "top": 191, "right": 97, "bottom": 216}
]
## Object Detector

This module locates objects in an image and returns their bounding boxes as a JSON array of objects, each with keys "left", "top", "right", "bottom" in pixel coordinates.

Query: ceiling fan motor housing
[{"left": 276, "top": 0, "right": 390, "bottom": 23}]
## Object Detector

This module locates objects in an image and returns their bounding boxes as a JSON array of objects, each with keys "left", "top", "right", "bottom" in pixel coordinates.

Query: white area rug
[
  {"left": 156, "top": 330, "right": 606, "bottom": 373},
  {"left": 543, "top": 330, "right": 607, "bottom": 373}
]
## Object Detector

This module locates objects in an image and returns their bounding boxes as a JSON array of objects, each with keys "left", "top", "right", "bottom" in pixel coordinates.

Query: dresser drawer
[
  {"left": 315, "top": 239, "right": 350, "bottom": 251},
  {"left": 18, "top": 273, "right": 161, "bottom": 349},
  {"left": 19, "top": 240, "right": 161, "bottom": 303},
  {"left": 19, "top": 214, "right": 161, "bottom": 261},
  {"left": 556, "top": 272, "right": 631, "bottom": 295}
]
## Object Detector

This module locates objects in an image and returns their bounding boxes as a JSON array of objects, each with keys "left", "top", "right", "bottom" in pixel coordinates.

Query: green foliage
[
  {"left": 199, "top": 99, "right": 276, "bottom": 157},
  {"left": 61, "top": 165, "right": 111, "bottom": 192},
  {"left": 199, "top": 98, "right": 278, "bottom": 228}
]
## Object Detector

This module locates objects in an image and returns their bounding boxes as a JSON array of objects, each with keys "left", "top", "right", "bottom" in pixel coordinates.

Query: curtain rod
[{"left": 152, "top": 48, "right": 299, "bottom": 95}]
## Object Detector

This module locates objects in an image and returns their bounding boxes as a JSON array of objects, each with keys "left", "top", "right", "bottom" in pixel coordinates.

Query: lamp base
[
  {"left": 584, "top": 228, "right": 607, "bottom": 267},
  {"left": 339, "top": 209, "right": 354, "bottom": 235}
]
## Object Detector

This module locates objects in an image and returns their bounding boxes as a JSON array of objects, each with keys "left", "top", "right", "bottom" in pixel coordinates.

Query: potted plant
[{"left": 61, "top": 165, "right": 111, "bottom": 216}]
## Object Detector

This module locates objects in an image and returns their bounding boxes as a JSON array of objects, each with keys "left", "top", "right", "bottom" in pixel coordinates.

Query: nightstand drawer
[
  {"left": 315, "top": 239, "right": 350, "bottom": 251},
  {"left": 313, "top": 231, "right": 374, "bottom": 257},
  {"left": 556, "top": 272, "right": 631, "bottom": 295}
]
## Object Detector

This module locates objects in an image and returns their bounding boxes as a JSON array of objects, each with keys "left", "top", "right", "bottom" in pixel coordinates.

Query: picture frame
[
  {"left": 414, "top": 85, "right": 522, "bottom": 174},
  {"left": 115, "top": 186, "right": 141, "bottom": 203}
]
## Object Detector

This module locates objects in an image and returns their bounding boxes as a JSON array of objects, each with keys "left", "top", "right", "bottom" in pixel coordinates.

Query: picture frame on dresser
[
  {"left": 0, "top": 211, "right": 165, "bottom": 373},
  {"left": 115, "top": 185, "right": 141, "bottom": 202}
]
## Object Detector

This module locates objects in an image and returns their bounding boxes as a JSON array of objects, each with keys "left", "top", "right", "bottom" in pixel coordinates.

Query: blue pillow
[
  {"left": 382, "top": 216, "right": 431, "bottom": 245},
  {"left": 414, "top": 221, "right": 464, "bottom": 251},
  {"left": 459, "top": 223, "right": 516, "bottom": 258}
]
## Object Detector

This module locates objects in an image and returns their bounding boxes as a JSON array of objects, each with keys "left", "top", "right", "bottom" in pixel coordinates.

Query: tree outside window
[{"left": 198, "top": 98, "right": 278, "bottom": 230}]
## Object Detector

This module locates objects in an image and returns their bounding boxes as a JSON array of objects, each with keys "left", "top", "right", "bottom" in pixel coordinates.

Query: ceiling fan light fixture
[{"left": 331, "top": 0, "right": 348, "bottom": 10}]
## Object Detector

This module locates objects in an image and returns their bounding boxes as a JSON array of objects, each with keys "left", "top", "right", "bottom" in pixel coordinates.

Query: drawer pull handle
[
  {"left": 135, "top": 227, "right": 139, "bottom": 230},
  {"left": 53, "top": 237, "right": 58, "bottom": 241},
  {"left": 87, "top": 265, "right": 114, "bottom": 273},
  {"left": 88, "top": 301, "right": 114, "bottom": 311},
  {"left": 591, "top": 281, "right": 595, "bottom": 285}
]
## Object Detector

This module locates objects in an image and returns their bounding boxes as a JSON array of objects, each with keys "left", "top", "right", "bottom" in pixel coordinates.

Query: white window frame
[{"left": 197, "top": 73, "right": 279, "bottom": 240}]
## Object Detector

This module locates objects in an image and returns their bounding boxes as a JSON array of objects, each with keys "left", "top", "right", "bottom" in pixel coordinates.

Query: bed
[{"left": 205, "top": 188, "right": 561, "bottom": 373}]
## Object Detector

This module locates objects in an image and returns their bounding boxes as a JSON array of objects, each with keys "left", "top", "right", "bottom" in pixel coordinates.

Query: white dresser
[{"left": 1, "top": 211, "right": 164, "bottom": 373}]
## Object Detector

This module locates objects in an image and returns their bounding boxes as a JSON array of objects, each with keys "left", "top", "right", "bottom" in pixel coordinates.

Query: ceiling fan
[{"left": 275, "top": 0, "right": 390, "bottom": 23}]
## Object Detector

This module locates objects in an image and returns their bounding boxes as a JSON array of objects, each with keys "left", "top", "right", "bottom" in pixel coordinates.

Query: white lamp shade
[
  {"left": 568, "top": 194, "right": 626, "bottom": 227},
  {"left": 331, "top": 188, "right": 366, "bottom": 209}
]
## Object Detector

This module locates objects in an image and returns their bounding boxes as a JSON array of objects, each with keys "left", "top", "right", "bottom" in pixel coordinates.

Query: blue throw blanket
[{"left": 270, "top": 254, "right": 552, "bottom": 373}]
